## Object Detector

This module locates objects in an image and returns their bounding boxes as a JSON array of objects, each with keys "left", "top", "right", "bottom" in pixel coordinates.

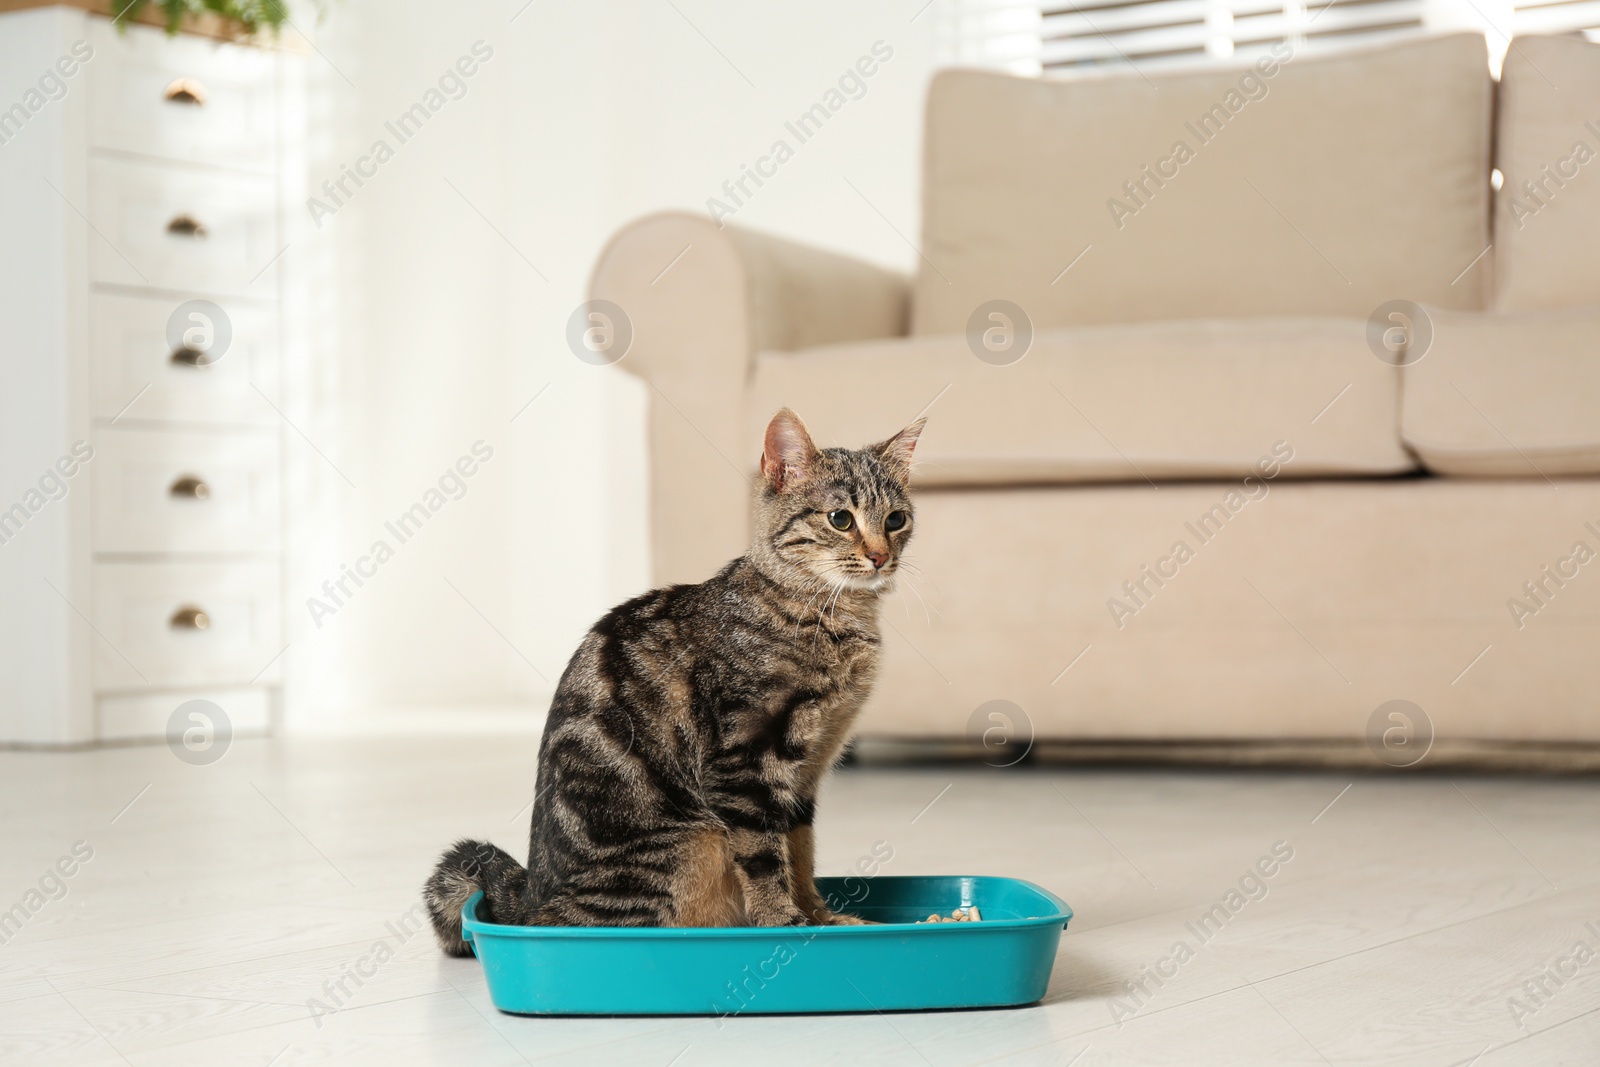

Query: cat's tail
[{"left": 422, "top": 839, "right": 530, "bottom": 957}]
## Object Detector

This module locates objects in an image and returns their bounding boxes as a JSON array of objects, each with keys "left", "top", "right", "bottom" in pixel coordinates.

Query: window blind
[
  {"left": 1512, "top": 0, "right": 1600, "bottom": 40},
  {"left": 936, "top": 0, "right": 1595, "bottom": 75}
]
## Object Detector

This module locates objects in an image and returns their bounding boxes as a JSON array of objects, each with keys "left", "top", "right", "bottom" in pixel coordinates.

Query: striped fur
[{"left": 424, "top": 409, "right": 923, "bottom": 949}]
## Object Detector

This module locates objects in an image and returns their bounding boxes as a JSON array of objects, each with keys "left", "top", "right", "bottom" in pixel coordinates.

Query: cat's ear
[
  {"left": 876, "top": 417, "right": 926, "bottom": 485},
  {"left": 761, "top": 408, "right": 818, "bottom": 492}
]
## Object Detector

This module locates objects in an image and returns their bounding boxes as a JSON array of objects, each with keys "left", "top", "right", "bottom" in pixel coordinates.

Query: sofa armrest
[{"left": 590, "top": 211, "right": 909, "bottom": 584}]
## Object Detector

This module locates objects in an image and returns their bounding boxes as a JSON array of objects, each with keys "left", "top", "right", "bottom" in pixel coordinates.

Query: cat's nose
[{"left": 865, "top": 550, "right": 889, "bottom": 570}]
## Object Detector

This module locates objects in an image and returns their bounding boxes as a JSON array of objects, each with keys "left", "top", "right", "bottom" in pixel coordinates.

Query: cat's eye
[
  {"left": 885, "top": 510, "right": 908, "bottom": 532},
  {"left": 827, "top": 509, "right": 854, "bottom": 532}
]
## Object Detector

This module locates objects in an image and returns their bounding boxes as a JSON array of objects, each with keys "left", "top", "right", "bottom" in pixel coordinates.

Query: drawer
[
  {"left": 92, "top": 561, "right": 281, "bottom": 689},
  {"left": 98, "top": 687, "right": 272, "bottom": 742},
  {"left": 89, "top": 156, "right": 278, "bottom": 298},
  {"left": 91, "top": 292, "right": 281, "bottom": 426},
  {"left": 94, "top": 426, "right": 280, "bottom": 555},
  {"left": 88, "top": 19, "right": 278, "bottom": 173}
]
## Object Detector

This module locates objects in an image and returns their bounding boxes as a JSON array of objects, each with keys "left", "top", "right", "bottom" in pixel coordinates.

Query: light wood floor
[{"left": 2, "top": 736, "right": 1597, "bottom": 1066}]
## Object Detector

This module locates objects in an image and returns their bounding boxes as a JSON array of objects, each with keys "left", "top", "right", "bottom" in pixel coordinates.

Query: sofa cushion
[
  {"left": 915, "top": 34, "right": 1493, "bottom": 336},
  {"left": 748, "top": 318, "right": 1413, "bottom": 486},
  {"left": 1494, "top": 35, "right": 1600, "bottom": 311},
  {"left": 1401, "top": 305, "right": 1600, "bottom": 476}
]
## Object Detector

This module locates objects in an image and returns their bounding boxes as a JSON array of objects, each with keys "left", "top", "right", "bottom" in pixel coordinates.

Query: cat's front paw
[
  {"left": 818, "top": 910, "right": 876, "bottom": 926},
  {"left": 752, "top": 906, "right": 812, "bottom": 927}
]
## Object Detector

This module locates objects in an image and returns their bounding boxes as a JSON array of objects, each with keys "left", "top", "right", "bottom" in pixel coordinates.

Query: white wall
[{"left": 284, "top": 1, "right": 945, "bottom": 729}]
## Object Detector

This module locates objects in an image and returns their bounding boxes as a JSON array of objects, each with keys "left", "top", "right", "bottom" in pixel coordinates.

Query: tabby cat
[{"left": 424, "top": 408, "right": 924, "bottom": 950}]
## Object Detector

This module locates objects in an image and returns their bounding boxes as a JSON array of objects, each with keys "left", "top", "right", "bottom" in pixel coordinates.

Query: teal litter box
[{"left": 460, "top": 875, "right": 1072, "bottom": 1015}]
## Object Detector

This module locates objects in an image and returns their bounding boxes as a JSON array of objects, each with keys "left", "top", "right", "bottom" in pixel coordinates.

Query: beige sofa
[{"left": 591, "top": 33, "right": 1600, "bottom": 758}]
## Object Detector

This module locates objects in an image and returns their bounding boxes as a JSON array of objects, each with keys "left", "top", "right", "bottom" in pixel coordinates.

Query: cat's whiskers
[
  {"left": 894, "top": 559, "right": 942, "bottom": 599},
  {"left": 895, "top": 568, "right": 938, "bottom": 626},
  {"left": 794, "top": 578, "right": 836, "bottom": 637},
  {"left": 897, "top": 571, "right": 933, "bottom": 627},
  {"left": 761, "top": 553, "right": 835, "bottom": 633},
  {"left": 812, "top": 576, "right": 848, "bottom": 650},
  {"left": 895, "top": 557, "right": 931, "bottom": 581}
]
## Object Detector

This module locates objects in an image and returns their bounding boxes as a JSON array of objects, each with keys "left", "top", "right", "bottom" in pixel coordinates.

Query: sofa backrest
[
  {"left": 914, "top": 33, "right": 1493, "bottom": 336},
  {"left": 1494, "top": 34, "right": 1600, "bottom": 310}
]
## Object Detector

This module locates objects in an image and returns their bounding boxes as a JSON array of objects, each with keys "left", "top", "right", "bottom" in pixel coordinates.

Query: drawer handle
[
  {"left": 170, "top": 345, "right": 216, "bottom": 368},
  {"left": 163, "top": 77, "right": 208, "bottom": 106},
  {"left": 169, "top": 475, "right": 211, "bottom": 500},
  {"left": 170, "top": 605, "right": 211, "bottom": 631},
  {"left": 167, "top": 215, "right": 208, "bottom": 238}
]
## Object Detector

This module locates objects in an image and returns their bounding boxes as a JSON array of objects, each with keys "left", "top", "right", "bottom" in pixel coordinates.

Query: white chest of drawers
[{"left": 0, "top": 7, "right": 297, "bottom": 745}]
